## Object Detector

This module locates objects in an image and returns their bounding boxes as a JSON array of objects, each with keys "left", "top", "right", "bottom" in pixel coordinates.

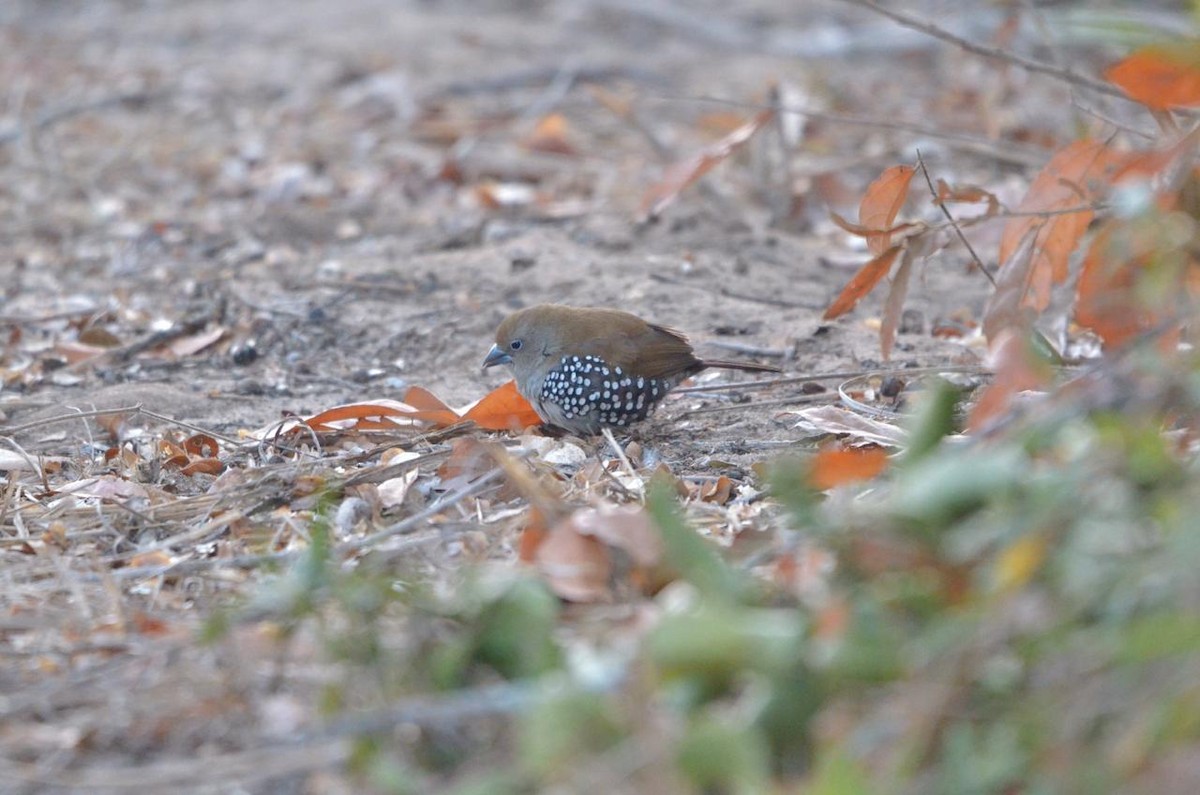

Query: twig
[
  {"left": 67, "top": 309, "right": 221, "bottom": 371},
  {"left": 0, "top": 404, "right": 144, "bottom": 436},
  {"left": 704, "top": 340, "right": 788, "bottom": 359},
  {"left": 341, "top": 468, "right": 505, "bottom": 551},
  {"left": 673, "top": 364, "right": 993, "bottom": 394},
  {"left": 1070, "top": 97, "right": 1157, "bottom": 141},
  {"left": 137, "top": 407, "right": 251, "bottom": 451},
  {"left": 678, "top": 393, "right": 830, "bottom": 417},
  {"left": 602, "top": 427, "right": 640, "bottom": 483},
  {"left": 830, "top": 0, "right": 1127, "bottom": 100},
  {"left": 676, "top": 95, "right": 1049, "bottom": 168},
  {"left": 916, "top": 149, "right": 996, "bottom": 287},
  {"left": 647, "top": 273, "right": 823, "bottom": 309}
]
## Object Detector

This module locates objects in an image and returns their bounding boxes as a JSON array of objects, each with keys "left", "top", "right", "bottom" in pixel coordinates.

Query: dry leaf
[
  {"left": 997, "top": 140, "right": 1123, "bottom": 312},
  {"left": 522, "top": 112, "right": 578, "bottom": 155},
  {"left": 461, "top": 380, "right": 542, "bottom": 431},
  {"left": 640, "top": 108, "right": 774, "bottom": 220},
  {"left": 786, "top": 405, "right": 909, "bottom": 447},
  {"left": 1105, "top": 42, "right": 1200, "bottom": 111},
  {"left": 809, "top": 445, "right": 890, "bottom": 490},
  {"left": 165, "top": 326, "right": 226, "bottom": 358},
  {"left": 378, "top": 468, "right": 419, "bottom": 509},
  {"left": 535, "top": 521, "right": 612, "bottom": 602},
  {"left": 823, "top": 245, "right": 903, "bottom": 320},
  {"left": 859, "top": 165, "right": 916, "bottom": 254},
  {"left": 700, "top": 475, "right": 735, "bottom": 505},
  {"left": 880, "top": 245, "right": 917, "bottom": 360}
]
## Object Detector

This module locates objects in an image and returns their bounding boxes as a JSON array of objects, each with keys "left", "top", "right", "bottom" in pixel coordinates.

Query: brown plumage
[{"left": 481, "top": 304, "right": 780, "bottom": 435}]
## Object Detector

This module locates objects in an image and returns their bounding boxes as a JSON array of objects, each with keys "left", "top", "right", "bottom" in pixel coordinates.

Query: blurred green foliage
[{"left": 218, "top": 336, "right": 1200, "bottom": 792}]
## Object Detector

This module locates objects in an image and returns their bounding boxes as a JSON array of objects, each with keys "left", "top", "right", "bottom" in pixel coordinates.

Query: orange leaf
[
  {"left": 304, "top": 401, "right": 440, "bottom": 431},
  {"left": 934, "top": 179, "right": 1000, "bottom": 215},
  {"left": 183, "top": 433, "right": 219, "bottom": 458},
  {"left": 829, "top": 212, "right": 921, "bottom": 240},
  {"left": 823, "top": 246, "right": 903, "bottom": 320},
  {"left": 402, "top": 386, "right": 462, "bottom": 427},
  {"left": 158, "top": 440, "right": 189, "bottom": 469},
  {"left": 640, "top": 109, "right": 774, "bottom": 219},
  {"left": 522, "top": 112, "right": 578, "bottom": 156},
  {"left": 462, "top": 380, "right": 543, "bottom": 431},
  {"left": 809, "top": 445, "right": 889, "bottom": 490},
  {"left": 997, "top": 140, "right": 1123, "bottom": 312},
  {"left": 1105, "top": 42, "right": 1200, "bottom": 111},
  {"left": 859, "top": 165, "right": 916, "bottom": 254},
  {"left": 1075, "top": 220, "right": 1163, "bottom": 349},
  {"left": 518, "top": 507, "right": 550, "bottom": 563},
  {"left": 699, "top": 475, "right": 734, "bottom": 504}
]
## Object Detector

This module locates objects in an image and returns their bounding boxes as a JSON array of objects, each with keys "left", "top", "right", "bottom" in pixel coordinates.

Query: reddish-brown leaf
[
  {"left": 809, "top": 444, "right": 890, "bottom": 490},
  {"left": 402, "top": 386, "right": 462, "bottom": 427},
  {"left": 934, "top": 179, "right": 1000, "bottom": 215},
  {"left": 158, "top": 440, "right": 189, "bottom": 469},
  {"left": 1075, "top": 220, "right": 1162, "bottom": 349},
  {"left": 997, "top": 140, "right": 1123, "bottom": 311},
  {"left": 462, "top": 380, "right": 543, "bottom": 431},
  {"left": 518, "top": 506, "right": 550, "bottom": 563},
  {"left": 699, "top": 475, "right": 734, "bottom": 505},
  {"left": 829, "top": 212, "right": 921, "bottom": 240},
  {"left": 860, "top": 165, "right": 916, "bottom": 254},
  {"left": 183, "top": 433, "right": 219, "bottom": 458},
  {"left": 1105, "top": 42, "right": 1200, "bottom": 111},
  {"left": 640, "top": 109, "right": 774, "bottom": 219},
  {"left": 823, "top": 245, "right": 903, "bottom": 320}
]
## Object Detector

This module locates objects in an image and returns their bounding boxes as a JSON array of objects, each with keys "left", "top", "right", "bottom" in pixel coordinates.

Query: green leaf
[
  {"left": 519, "top": 688, "right": 622, "bottom": 778},
  {"left": 648, "top": 605, "right": 804, "bottom": 701},
  {"left": 902, "top": 378, "right": 962, "bottom": 464},
  {"left": 891, "top": 446, "right": 1026, "bottom": 531},
  {"left": 806, "top": 749, "right": 873, "bottom": 795},
  {"left": 475, "top": 577, "right": 562, "bottom": 679},
  {"left": 678, "top": 713, "right": 771, "bottom": 795},
  {"left": 1117, "top": 612, "right": 1200, "bottom": 664}
]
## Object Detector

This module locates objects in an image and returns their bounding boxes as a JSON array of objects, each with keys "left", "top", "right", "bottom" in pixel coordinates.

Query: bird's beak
[{"left": 481, "top": 344, "right": 512, "bottom": 370}]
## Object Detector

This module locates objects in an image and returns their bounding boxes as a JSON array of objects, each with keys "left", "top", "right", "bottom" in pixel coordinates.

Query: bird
[{"left": 482, "top": 304, "right": 781, "bottom": 435}]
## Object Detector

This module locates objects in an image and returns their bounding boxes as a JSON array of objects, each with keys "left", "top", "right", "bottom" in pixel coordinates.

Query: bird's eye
[{"left": 510, "top": 340, "right": 523, "bottom": 351}]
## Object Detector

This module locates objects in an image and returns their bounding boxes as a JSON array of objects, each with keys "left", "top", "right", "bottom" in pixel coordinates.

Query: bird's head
[{"left": 482, "top": 305, "right": 569, "bottom": 380}]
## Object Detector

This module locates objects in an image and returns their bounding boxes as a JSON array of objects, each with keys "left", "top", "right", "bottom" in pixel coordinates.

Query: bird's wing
[{"left": 628, "top": 323, "right": 703, "bottom": 380}]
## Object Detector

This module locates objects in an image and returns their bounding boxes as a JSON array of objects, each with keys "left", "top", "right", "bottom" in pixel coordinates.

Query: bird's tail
[{"left": 700, "top": 359, "right": 782, "bottom": 375}]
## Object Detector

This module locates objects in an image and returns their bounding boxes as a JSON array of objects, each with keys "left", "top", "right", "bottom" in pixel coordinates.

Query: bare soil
[{"left": 0, "top": 0, "right": 1137, "bottom": 791}]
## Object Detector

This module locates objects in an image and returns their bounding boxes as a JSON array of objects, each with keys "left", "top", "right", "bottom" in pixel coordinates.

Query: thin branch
[
  {"left": 341, "top": 468, "right": 505, "bottom": 551},
  {"left": 676, "top": 95, "right": 1049, "bottom": 167},
  {"left": 0, "top": 404, "right": 144, "bottom": 436},
  {"left": 917, "top": 149, "right": 996, "bottom": 287},
  {"left": 674, "top": 364, "right": 995, "bottom": 394},
  {"left": 830, "top": 0, "right": 1127, "bottom": 100}
]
